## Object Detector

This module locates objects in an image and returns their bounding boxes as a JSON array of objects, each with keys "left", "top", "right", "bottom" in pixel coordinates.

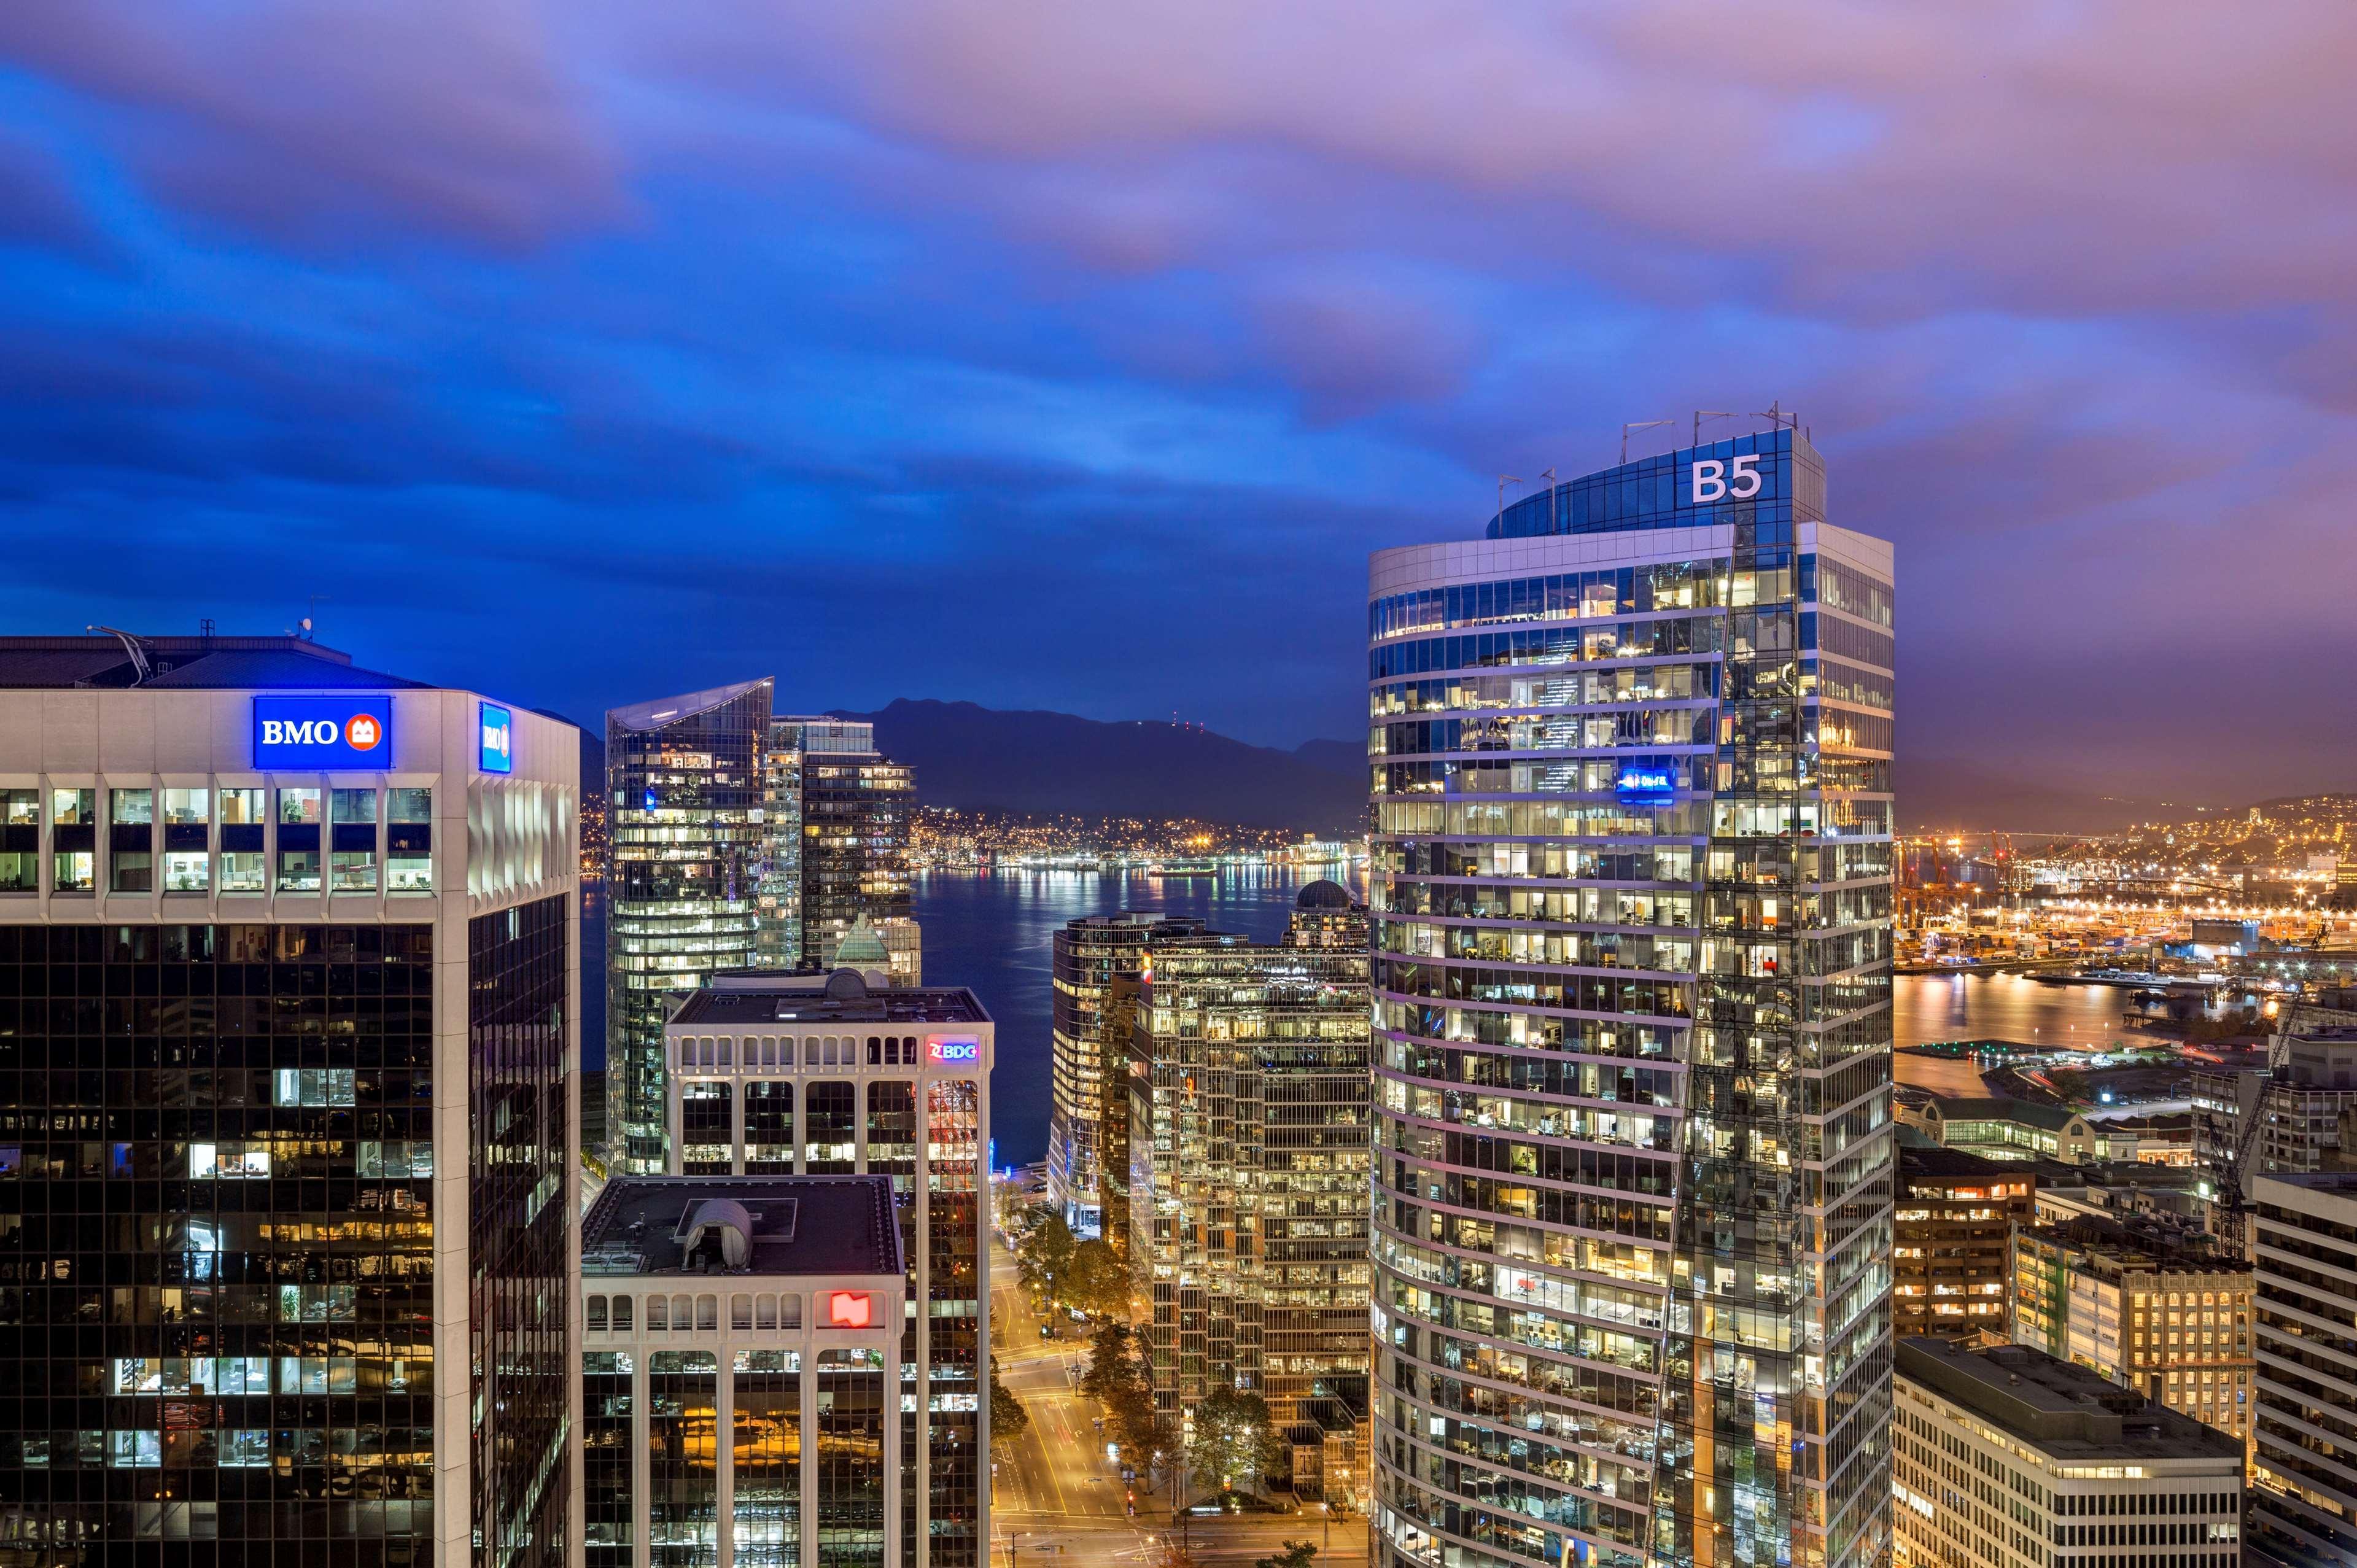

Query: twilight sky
[{"left": 0, "top": 1, "right": 2351, "bottom": 803}]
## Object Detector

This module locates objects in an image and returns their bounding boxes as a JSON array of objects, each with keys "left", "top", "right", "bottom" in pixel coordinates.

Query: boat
[{"left": 1150, "top": 859, "right": 1219, "bottom": 877}]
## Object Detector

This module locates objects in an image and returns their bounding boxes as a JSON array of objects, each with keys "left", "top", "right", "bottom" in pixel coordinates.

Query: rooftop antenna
[
  {"left": 1693, "top": 409, "right": 1744, "bottom": 445},
  {"left": 1496, "top": 474, "right": 1522, "bottom": 523},
  {"left": 86, "top": 625, "right": 152, "bottom": 686},
  {"left": 1537, "top": 467, "right": 1558, "bottom": 531},
  {"left": 302, "top": 595, "right": 328, "bottom": 641},
  {"left": 1621, "top": 420, "right": 1674, "bottom": 463}
]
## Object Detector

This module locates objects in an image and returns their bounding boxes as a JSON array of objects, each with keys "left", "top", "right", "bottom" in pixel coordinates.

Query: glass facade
[
  {"left": 923, "top": 1081, "right": 982, "bottom": 1568},
  {"left": 1047, "top": 914, "right": 1208, "bottom": 1232},
  {"left": 0, "top": 922, "right": 439, "bottom": 1559},
  {"left": 1367, "top": 430, "right": 1894, "bottom": 1568},
  {"left": 1125, "top": 899, "right": 1372, "bottom": 1488},
  {"left": 470, "top": 895, "right": 574, "bottom": 1568},
  {"left": 608, "top": 680, "right": 774, "bottom": 1174},
  {"left": 798, "top": 740, "right": 913, "bottom": 974}
]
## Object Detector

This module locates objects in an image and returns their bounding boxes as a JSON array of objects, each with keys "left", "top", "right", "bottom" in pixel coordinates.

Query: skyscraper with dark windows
[
  {"left": 1047, "top": 912, "right": 1209, "bottom": 1233},
  {"left": 1365, "top": 427, "right": 1897, "bottom": 1568},
  {"left": 0, "top": 632, "right": 581, "bottom": 1566},
  {"left": 606, "top": 678, "right": 774, "bottom": 1174},
  {"left": 794, "top": 723, "right": 915, "bottom": 974}
]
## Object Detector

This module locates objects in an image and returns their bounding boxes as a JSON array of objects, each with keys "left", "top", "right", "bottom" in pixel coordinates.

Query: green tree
[
  {"left": 1081, "top": 1321, "right": 1134, "bottom": 1403},
  {"left": 1254, "top": 1543, "right": 1318, "bottom": 1568},
  {"left": 1185, "top": 1384, "right": 1283, "bottom": 1497},
  {"left": 989, "top": 1354, "right": 1030, "bottom": 1453},
  {"left": 1012, "top": 1207, "right": 1076, "bottom": 1302},
  {"left": 1063, "top": 1237, "right": 1128, "bottom": 1321}
]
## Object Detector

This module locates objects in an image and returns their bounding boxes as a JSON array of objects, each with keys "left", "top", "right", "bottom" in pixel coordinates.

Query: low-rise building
[
  {"left": 1925, "top": 1096, "right": 2116, "bottom": 1163},
  {"left": 1892, "top": 1337, "right": 2243, "bottom": 1568},
  {"left": 1895, "top": 1146, "right": 2037, "bottom": 1341},
  {"left": 2248, "top": 1171, "right": 2357, "bottom": 1568},
  {"left": 2011, "top": 1216, "right": 2255, "bottom": 1461},
  {"left": 580, "top": 1174, "right": 907, "bottom": 1568}
]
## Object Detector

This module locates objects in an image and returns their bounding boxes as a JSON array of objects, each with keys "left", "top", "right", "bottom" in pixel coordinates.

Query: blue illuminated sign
[
  {"left": 252, "top": 695, "right": 394, "bottom": 769},
  {"left": 1615, "top": 766, "right": 1676, "bottom": 799},
  {"left": 928, "top": 1034, "right": 982, "bottom": 1066},
  {"left": 479, "top": 702, "right": 513, "bottom": 774}
]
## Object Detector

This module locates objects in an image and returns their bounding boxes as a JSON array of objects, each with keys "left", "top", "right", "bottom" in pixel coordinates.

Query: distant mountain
[
  {"left": 836, "top": 700, "right": 1368, "bottom": 833},
  {"left": 1892, "top": 755, "right": 2204, "bottom": 836}
]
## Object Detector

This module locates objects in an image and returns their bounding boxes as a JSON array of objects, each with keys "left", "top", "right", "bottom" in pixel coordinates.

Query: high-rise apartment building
[
  {"left": 2011, "top": 1216, "right": 2254, "bottom": 1459},
  {"left": 2193, "top": 1022, "right": 2357, "bottom": 1193},
  {"left": 660, "top": 970, "right": 989, "bottom": 1568},
  {"left": 0, "top": 633, "right": 580, "bottom": 1565},
  {"left": 2248, "top": 1172, "right": 2357, "bottom": 1567},
  {"left": 607, "top": 678, "right": 774, "bottom": 1173},
  {"left": 1894, "top": 1145, "right": 2037, "bottom": 1341},
  {"left": 578, "top": 1174, "right": 908, "bottom": 1568},
  {"left": 794, "top": 723, "right": 914, "bottom": 974},
  {"left": 1891, "top": 1338, "right": 2243, "bottom": 1568},
  {"left": 1048, "top": 913, "right": 1209, "bottom": 1232},
  {"left": 1127, "top": 887, "right": 1372, "bottom": 1492},
  {"left": 1366, "top": 429, "right": 1897, "bottom": 1568}
]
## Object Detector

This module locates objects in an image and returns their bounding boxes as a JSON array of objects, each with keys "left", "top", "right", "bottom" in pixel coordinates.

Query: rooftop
[
  {"left": 1927, "top": 1096, "right": 2084, "bottom": 1133},
  {"left": 608, "top": 677, "right": 771, "bottom": 734},
  {"left": 672, "top": 967, "right": 990, "bottom": 1027},
  {"left": 1897, "top": 1337, "right": 2244, "bottom": 1467},
  {"left": 2020, "top": 1213, "right": 2243, "bottom": 1273},
  {"left": 580, "top": 1175, "right": 903, "bottom": 1278},
  {"left": 1899, "top": 1144, "right": 2037, "bottom": 1187},
  {"left": 0, "top": 634, "right": 430, "bottom": 692}
]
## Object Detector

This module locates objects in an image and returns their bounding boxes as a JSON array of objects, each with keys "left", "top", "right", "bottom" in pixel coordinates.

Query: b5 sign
[
  {"left": 1690, "top": 453, "right": 1764, "bottom": 504},
  {"left": 252, "top": 696, "right": 394, "bottom": 769}
]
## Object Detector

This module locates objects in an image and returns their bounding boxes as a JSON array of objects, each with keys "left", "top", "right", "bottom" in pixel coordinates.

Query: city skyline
[{"left": 1, "top": 6, "right": 2353, "bottom": 802}]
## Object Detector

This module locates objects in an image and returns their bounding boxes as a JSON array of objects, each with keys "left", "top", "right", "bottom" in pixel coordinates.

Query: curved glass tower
[{"left": 1366, "top": 429, "right": 1895, "bottom": 1568}]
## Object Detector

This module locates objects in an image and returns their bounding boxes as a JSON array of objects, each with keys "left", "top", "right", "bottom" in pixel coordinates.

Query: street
[{"left": 988, "top": 1228, "right": 1372, "bottom": 1568}]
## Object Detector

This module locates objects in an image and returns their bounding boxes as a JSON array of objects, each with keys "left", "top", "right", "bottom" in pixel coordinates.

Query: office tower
[
  {"left": 1892, "top": 1146, "right": 2035, "bottom": 1341},
  {"left": 578, "top": 1173, "right": 907, "bottom": 1568},
  {"left": 607, "top": 678, "right": 774, "bottom": 1174},
  {"left": 754, "top": 717, "right": 807, "bottom": 971},
  {"left": 1098, "top": 968, "right": 1149, "bottom": 1265},
  {"left": 2193, "top": 1017, "right": 2357, "bottom": 1187},
  {"left": 2249, "top": 1173, "right": 2357, "bottom": 1566},
  {"left": 1366, "top": 429, "right": 1897, "bottom": 1568},
  {"left": 1890, "top": 1338, "right": 2243, "bottom": 1568},
  {"left": 2011, "top": 1216, "right": 2254, "bottom": 1458},
  {"left": 0, "top": 632, "right": 580, "bottom": 1565},
  {"left": 1127, "top": 887, "right": 1373, "bottom": 1493},
  {"left": 661, "top": 971, "right": 989, "bottom": 1568},
  {"left": 792, "top": 721, "right": 914, "bottom": 973},
  {"left": 1047, "top": 913, "right": 1209, "bottom": 1233}
]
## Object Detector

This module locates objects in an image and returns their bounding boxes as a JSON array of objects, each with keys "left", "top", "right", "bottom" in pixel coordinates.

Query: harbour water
[{"left": 911, "top": 867, "right": 2147, "bottom": 1165}]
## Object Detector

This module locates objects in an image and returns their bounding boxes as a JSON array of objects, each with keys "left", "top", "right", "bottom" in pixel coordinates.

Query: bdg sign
[
  {"left": 926, "top": 1034, "right": 982, "bottom": 1067},
  {"left": 479, "top": 703, "right": 514, "bottom": 774},
  {"left": 252, "top": 696, "right": 393, "bottom": 769}
]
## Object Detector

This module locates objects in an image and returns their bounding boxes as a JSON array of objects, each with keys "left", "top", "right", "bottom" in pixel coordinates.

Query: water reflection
[{"left": 913, "top": 864, "right": 1367, "bottom": 1166}]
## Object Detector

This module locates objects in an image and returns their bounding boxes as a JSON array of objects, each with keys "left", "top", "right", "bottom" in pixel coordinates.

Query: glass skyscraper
[
  {"left": 795, "top": 724, "right": 914, "bottom": 974},
  {"left": 1365, "top": 429, "right": 1895, "bottom": 1568},
  {"left": 1125, "top": 889, "right": 1373, "bottom": 1494},
  {"left": 605, "top": 678, "right": 773, "bottom": 1174},
  {"left": 0, "top": 633, "right": 580, "bottom": 1565}
]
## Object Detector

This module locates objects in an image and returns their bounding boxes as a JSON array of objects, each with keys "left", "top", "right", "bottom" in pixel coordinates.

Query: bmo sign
[
  {"left": 1690, "top": 452, "right": 1765, "bottom": 504},
  {"left": 252, "top": 695, "right": 394, "bottom": 769}
]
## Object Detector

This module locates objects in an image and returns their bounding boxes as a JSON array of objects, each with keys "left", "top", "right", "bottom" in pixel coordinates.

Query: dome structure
[{"left": 1296, "top": 879, "right": 1354, "bottom": 910}]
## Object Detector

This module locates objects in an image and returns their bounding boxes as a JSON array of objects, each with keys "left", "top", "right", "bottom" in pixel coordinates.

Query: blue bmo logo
[
  {"left": 480, "top": 703, "right": 513, "bottom": 774},
  {"left": 252, "top": 696, "right": 394, "bottom": 769}
]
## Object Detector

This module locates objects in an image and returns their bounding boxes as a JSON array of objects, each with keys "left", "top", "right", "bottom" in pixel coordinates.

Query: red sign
[{"left": 826, "top": 1291, "right": 874, "bottom": 1328}]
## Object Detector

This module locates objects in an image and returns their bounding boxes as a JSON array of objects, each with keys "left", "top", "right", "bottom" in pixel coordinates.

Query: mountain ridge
[{"left": 834, "top": 699, "right": 2285, "bottom": 837}]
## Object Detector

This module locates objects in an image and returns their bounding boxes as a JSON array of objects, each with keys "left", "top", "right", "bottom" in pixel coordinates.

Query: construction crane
[{"left": 2204, "top": 1002, "right": 2313, "bottom": 1235}]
